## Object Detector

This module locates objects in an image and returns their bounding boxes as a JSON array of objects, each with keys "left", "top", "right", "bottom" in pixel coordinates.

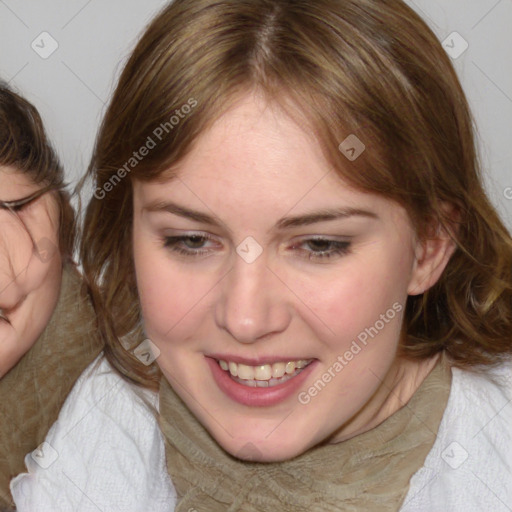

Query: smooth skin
[
  {"left": 0, "top": 166, "right": 62, "bottom": 378},
  {"left": 132, "top": 91, "right": 455, "bottom": 462}
]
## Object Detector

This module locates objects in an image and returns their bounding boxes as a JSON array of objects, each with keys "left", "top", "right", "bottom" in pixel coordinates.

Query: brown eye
[
  {"left": 182, "top": 235, "right": 208, "bottom": 249},
  {"left": 164, "top": 235, "right": 208, "bottom": 250},
  {"left": 162, "top": 233, "right": 219, "bottom": 258},
  {"left": 306, "top": 239, "right": 332, "bottom": 252},
  {"left": 293, "top": 238, "right": 351, "bottom": 261}
]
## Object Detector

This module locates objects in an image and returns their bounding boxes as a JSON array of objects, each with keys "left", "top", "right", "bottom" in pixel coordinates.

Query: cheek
[
  {"left": 25, "top": 210, "right": 63, "bottom": 293},
  {"left": 33, "top": 252, "right": 62, "bottom": 326},
  {"left": 290, "top": 246, "right": 410, "bottom": 346},
  {"left": 133, "top": 233, "right": 214, "bottom": 342},
  {"left": 30, "top": 208, "right": 63, "bottom": 321},
  {"left": 0, "top": 220, "right": 33, "bottom": 278}
]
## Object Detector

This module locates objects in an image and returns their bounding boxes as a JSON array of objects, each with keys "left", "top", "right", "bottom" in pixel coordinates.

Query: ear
[{"left": 407, "top": 204, "right": 459, "bottom": 296}]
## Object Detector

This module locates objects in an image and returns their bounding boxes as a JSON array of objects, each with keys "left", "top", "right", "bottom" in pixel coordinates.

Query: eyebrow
[
  {"left": 143, "top": 201, "right": 218, "bottom": 225},
  {"left": 143, "top": 200, "right": 379, "bottom": 230},
  {"left": 276, "top": 207, "right": 378, "bottom": 228}
]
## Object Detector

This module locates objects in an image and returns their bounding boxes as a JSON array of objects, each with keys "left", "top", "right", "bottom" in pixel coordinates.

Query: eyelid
[
  {"left": 0, "top": 184, "right": 56, "bottom": 210},
  {"left": 288, "top": 236, "right": 352, "bottom": 259},
  {"left": 289, "top": 237, "right": 352, "bottom": 249},
  {"left": 160, "top": 229, "right": 353, "bottom": 259},
  {"left": 164, "top": 230, "right": 219, "bottom": 241},
  {"left": 289, "top": 234, "right": 352, "bottom": 245},
  {"left": 161, "top": 232, "right": 351, "bottom": 247},
  {"left": 162, "top": 231, "right": 221, "bottom": 247}
]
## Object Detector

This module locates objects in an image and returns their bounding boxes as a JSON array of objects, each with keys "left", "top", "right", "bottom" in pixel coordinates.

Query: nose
[{"left": 215, "top": 252, "right": 291, "bottom": 344}]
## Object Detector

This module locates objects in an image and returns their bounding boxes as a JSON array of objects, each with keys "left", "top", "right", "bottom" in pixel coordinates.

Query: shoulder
[
  {"left": 0, "top": 265, "right": 103, "bottom": 477},
  {"left": 401, "top": 357, "right": 512, "bottom": 512},
  {"left": 10, "top": 354, "right": 176, "bottom": 512}
]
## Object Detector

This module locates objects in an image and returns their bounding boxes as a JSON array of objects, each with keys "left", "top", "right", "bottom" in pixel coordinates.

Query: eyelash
[
  {"left": 162, "top": 234, "right": 351, "bottom": 261},
  {"left": 7, "top": 204, "right": 26, "bottom": 213},
  {"left": 163, "top": 234, "right": 216, "bottom": 257},
  {"left": 0, "top": 198, "right": 35, "bottom": 213},
  {"left": 293, "top": 238, "right": 351, "bottom": 260}
]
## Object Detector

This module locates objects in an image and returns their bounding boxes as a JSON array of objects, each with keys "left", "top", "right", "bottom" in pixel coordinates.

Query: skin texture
[
  {"left": 0, "top": 166, "right": 62, "bottom": 378},
  {"left": 132, "top": 91, "right": 455, "bottom": 462}
]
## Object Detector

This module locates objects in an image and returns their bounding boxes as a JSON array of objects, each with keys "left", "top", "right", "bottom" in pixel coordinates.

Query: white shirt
[
  {"left": 12, "top": 354, "right": 512, "bottom": 511},
  {"left": 400, "top": 358, "right": 512, "bottom": 511},
  {"left": 10, "top": 355, "right": 177, "bottom": 512}
]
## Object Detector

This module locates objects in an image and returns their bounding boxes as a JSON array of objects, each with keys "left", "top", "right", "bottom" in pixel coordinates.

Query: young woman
[
  {"left": 0, "top": 85, "right": 103, "bottom": 509},
  {"left": 12, "top": 0, "right": 512, "bottom": 510}
]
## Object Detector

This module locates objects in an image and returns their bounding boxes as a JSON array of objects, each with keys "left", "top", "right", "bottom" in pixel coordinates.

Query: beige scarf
[
  {"left": 0, "top": 263, "right": 103, "bottom": 509},
  {"left": 159, "top": 353, "right": 452, "bottom": 511}
]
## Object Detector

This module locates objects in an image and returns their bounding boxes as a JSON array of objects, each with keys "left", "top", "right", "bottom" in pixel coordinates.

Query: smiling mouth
[{"left": 217, "top": 359, "right": 313, "bottom": 388}]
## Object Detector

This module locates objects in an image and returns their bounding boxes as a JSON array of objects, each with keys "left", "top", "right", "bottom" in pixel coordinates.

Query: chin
[{"left": 214, "top": 429, "right": 312, "bottom": 463}]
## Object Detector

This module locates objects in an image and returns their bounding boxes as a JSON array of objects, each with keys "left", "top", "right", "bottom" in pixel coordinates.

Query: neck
[{"left": 327, "top": 352, "right": 442, "bottom": 444}]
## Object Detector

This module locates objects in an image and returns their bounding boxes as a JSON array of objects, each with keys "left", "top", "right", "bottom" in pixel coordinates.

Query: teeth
[
  {"left": 218, "top": 358, "right": 311, "bottom": 384},
  {"left": 237, "top": 363, "right": 254, "bottom": 380},
  {"left": 229, "top": 362, "right": 238, "bottom": 377},
  {"left": 285, "top": 361, "right": 296, "bottom": 374},
  {"left": 272, "top": 363, "right": 286, "bottom": 378},
  {"left": 254, "top": 365, "right": 272, "bottom": 381}
]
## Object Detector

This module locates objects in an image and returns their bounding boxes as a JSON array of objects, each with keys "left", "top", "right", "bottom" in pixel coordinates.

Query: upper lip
[{"left": 207, "top": 354, "right": 314, "bottom": 366}]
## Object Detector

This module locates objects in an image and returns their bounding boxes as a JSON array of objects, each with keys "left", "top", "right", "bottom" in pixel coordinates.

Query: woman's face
[
  {"left": 0, "top": 166, "right": 62, "bottom": 378},
  {"left": 133, "top": 92, "right": 452, "bottom": 461}
]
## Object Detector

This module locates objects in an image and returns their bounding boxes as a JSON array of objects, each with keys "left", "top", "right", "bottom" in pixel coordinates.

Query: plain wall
[{"left": 0, "top": 0, "right": 511, "bottom": 228}]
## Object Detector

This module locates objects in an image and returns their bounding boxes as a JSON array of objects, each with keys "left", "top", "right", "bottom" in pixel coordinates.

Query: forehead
[
  {"left": 136, "top": 93, "right": 408, "bottom": 227},
  {"left": 0, "top": 165, "right": 38, "bottom": 201},
  {"left": 172, "top": 93, "right": 323, "bottom": 181}
]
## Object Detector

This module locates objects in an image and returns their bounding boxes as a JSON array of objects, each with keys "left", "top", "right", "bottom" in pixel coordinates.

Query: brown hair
[
  {"left": 0, "top": 84, "right": 76, "bottom": 261},
  {"left": 81, "top": 0, "right": 512, "bottom": 390}
]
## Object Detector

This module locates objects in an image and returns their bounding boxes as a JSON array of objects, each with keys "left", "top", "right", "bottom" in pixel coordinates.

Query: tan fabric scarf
[
  {"left": 0, "top": 263, "right": 103, "bottom": 509},
  {"left": 159, "top": 353, "right": 452, "bottom": 512}
]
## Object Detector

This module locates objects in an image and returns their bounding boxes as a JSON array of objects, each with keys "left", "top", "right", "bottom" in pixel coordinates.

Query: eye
[
  {"left": 0, "top": 188, "right": 49, "bottom": 213},
  {"left": 0, "top": 200, "right": 26, "bottom": 213},
  {"left": 162, "top": 233, "right": 219, "bottom": 257},
  {"left": 292, "top": 237, "right": 351, "bottom": 260},
  {"left": 6, "top": 203, "right": 27, "bottom": 213}
]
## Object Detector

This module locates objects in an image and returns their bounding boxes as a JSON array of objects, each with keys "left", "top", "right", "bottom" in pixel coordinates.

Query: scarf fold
[
  {"left": 159, "top": 353, "right": 452, "bottom": 512},
  {"left": 0, "top": 263, "right": 103, "bottom": 508}
]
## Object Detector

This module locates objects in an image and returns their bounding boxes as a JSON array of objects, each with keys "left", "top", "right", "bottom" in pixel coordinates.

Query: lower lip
[{"left": 206, "top": 357, "right": 317, "bottom": 407}]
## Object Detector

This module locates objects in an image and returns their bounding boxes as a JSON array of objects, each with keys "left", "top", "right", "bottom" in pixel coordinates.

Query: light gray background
[{"left": 0, "top": 0, "right": 511, "bottom": 228}]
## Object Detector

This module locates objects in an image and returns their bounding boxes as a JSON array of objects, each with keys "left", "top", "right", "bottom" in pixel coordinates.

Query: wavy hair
[{"left": 81, "top": 0, "right": 512, "bottom": 390}]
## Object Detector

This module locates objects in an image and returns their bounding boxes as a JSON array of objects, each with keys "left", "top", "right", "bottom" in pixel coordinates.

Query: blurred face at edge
[{"left": 0, "top": 166, "right": 62, "bottom": 378}]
